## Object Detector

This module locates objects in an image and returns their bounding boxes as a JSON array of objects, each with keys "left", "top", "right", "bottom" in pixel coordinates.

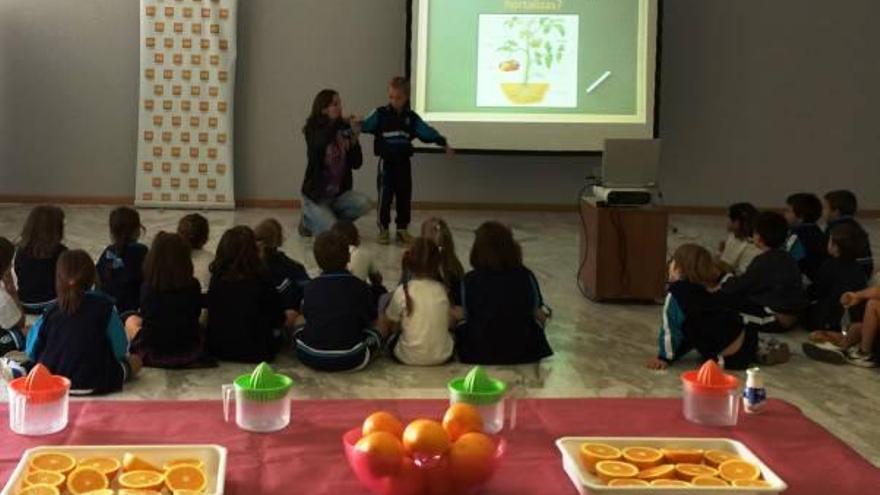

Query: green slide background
[{"left": 424, "top": 0, "right": 641, "bottom": 115}]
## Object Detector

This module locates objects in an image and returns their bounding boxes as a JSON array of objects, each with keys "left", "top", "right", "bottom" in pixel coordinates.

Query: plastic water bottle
[{"left": 743, "top": 367, "right": 767, "bottom": 414}]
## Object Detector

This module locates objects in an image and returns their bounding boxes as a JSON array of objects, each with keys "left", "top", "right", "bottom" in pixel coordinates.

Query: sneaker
[
  {"left": 395, "top": 230, "right": 414, "bottom": 245},
  {"left": 0, "top": 357, "right": 25, "bottom": 382},
  {"left": 802, "top": 341, "right": 847, "bottom": 365},
  {"left": 844, "top": 347, "right": 877, "bottom": 368},
  {"left": 297, "top": 221, "right": 312, "bottom": 238},
  {"left": 378, "top": 228, "right": 391, "bottom": 245}
]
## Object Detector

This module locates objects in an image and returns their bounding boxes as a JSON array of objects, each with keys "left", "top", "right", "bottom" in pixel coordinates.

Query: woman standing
[{"left": 299, "top": 89, "right": 371, "bottom": 236}]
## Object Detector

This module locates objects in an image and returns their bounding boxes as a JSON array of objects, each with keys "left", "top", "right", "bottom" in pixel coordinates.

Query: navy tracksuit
[{"left": 361, "top": 105, "right": 447, "bottom": 230}]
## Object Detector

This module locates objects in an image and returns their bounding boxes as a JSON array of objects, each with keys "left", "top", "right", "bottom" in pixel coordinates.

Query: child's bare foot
[{"left": 646, "top": 357, "right": 668, "bottom": 370}]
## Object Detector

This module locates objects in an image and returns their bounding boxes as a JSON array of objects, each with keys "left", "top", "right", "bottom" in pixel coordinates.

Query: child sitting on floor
[
  {"left": 178, "top": 213, "right": 213, "bottom": 293},
  {"left": 0, "top": 238, "right": 26, "bottom": 377},
  {"left": 381, "top": 238, "right": 454, "bottom": 366},
  {"left": 453, "top": 221, "right": 553, "bottom": 365},
  {"left": 255, "top": 218, "right": 310, "bottom": 328},
  {"left": 718, "top": 212, "right": 808, "bottom": 332},
  {"left": 294, "top": 230, "right": 381, "bottom": 372},
  {"left": 207, "top": 227, "right": 286, "bottom": 363},
  {"left": 647, "top": 244, "right": 756, "bottom": 371},
  {"left": 25, "top": 250, "right": 141, "bottom": 394},
  {"left": 719, "top": 203, "right": 762, "bottom": 275},
  {"left": 804, "top": 287, "right": 880, "bottom": 368},
  {"left": 783, "top": 193, "right": 828, "bottom": 282},
  {"left": 804, "top": 223, "right": 869, "bottom": 332},
  {"left": 332, "top": 220, "right": 385, "bottom": 296},
  {"left": 14, "top": 205, "right": 67, "bottom": 314},
  {"left": 823, "top": 190, "right": 874, "bottom": 279},
  {"left": 96, "top": 207, "right": 148, "bottom": 313},
  {"left": 421, "top": 217, "right": 465, "bottom": 305},
  {"left": 127, "top": 232, "right": 208, "bottom": 369}
]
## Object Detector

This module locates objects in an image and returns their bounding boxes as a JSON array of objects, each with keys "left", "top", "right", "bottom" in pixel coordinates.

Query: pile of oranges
[
  {"left": 16, "top": 451, "right": 208, "bottom": 495},
  {"left": 353, "top": 404, "right": 498, "bottom": 488},
  {"left": 579, "top": 444, "right": 772, "bottom": 488}
]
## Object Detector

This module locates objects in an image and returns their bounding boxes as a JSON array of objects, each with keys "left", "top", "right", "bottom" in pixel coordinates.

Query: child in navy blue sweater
[
  {"left": 805, "top": 223, "right": 869, "bottom": 331},
  {"left": 359, "top": 77, "right": 454, "bottom": 245},
  {"left": 648, "top": 244, "right": 755, "bottom": 370},
  {"left": 783, "top": 193, "right": 827, "bottom": 282},
  {"left": 25, "top": 250, "right": 141, "bottom": 395},
  {"left": 96, "top": 207, "right": 148, "bottom": 313},
  {"left": 254, "top": 218, "right": 310, "bottom": 329},
  {"left": 823, "top": 190, "right": 873, "bottom": 279},
  {"left": 14, "top": 205, "right": 67, "bottom": 314}
]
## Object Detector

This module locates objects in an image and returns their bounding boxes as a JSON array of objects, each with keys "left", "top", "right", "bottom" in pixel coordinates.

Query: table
[{"left": 1, "top": 399, "right": 877, "bottom": 494}]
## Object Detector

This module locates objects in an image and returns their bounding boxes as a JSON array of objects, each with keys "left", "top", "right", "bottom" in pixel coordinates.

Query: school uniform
[
  {"left": 96, "top": 243, "right": 148, "bottom": 313},
  {"left": 785, "top": 223, "right": 827, "bottom": 282},
  {"left": 191, "top": 248, "right": 213, "bottom": 294},
  {"left": 719, "top": 235, "right": 761, "bottom": 275},
  {"left": 361, "top": 105, "right": 447, "bottom": 231},
  {"left": 805, "top": 258, "right": 868, "bottom": 331},
  {"left": 294, "top": 271, "right": 381, "bottom": 372},
  {"left": 207, "top": 275, "right": 285, "bottom": 363},
  {"left": 14, "top": 245, "right": 67, "bottom": 314},
  {"left": 348, "top": 245, "right": 387, "bottom": 309},
  {"left": 25, "top": 291, "right": 130, "bottom": 395},
  {"left": 264, "top": 251, "right": 310, "bottom": 311},
  {"left": 0, "top": 284, "right": 25, "bottom": 355},
  {"left": 657, "top": 280, "right": 755, "bottom": 370},
  {"left": 455, "top": 266, "right": 553, "bottom": 365},
  {"left": 386, "top": 279, "right": 454, "bottom": 366},
  {"left": 826, "top": 217, "right": 874, "bottom": 278},
  {"left": 131, "top": 280, "right": 206, "bottom": 368},
  {"left": 719, "top": 249, "right": 808, "bottom": 332}
]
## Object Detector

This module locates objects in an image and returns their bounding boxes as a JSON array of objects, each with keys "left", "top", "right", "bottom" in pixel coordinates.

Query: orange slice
[
  {"left": 28, "top": 453, "right": 76, "bottom": 474},
  {"left": 595, "top": 460, "right": 639, "bottom": 483},
  {"left": 66, "top": 467, "right": 109, "bottom": 495},
  {"left": 77, "top": 457, "right": 122, "bottom": 478},
  {"left": 118, "top": 470, "right": 165, "bottom": 491},
  {"left": 16, "top": 485, "right": 59, "bottom": 495},
  {"left": 118, "top": 490, "right": 162, "bottom": 495},
  {"left": 661, "top": 448, "right": 704, "bottom": 464},
  {"left": 579, "top": 443, "right": 621, "bottom": 474},
  {"left": 122, "top": 454, "right": 162, "bottom": 473},
  {"left": 23, "top": 471, "right": 65, "bottom": 489},
  {"left": 651, "top": 479, "right": 691, "bottom": 487},
  {"left": 164, "top": 465, "right": 207, "bottom": 493},
  {"left": 163, "top": 458, "right": 205, "bottom": 471},
  {"left": 718, "top": 459, "right": 761, "bottom": 482},
  {"left": 622, "top": 446, "right": 663, "bottom": 469},
  {"left": 704, "top": 449, "right": 741, "bottom": 467},
  {"left": 608, "top": 478, "right": 650, "bottom": 487},
  {"left": 637, "top": 464, "right": 676, "bottom": 481},
  {"left": 675, "top": 463, "right": 718, "bottom": 481},
  {"left": 733, "top": 479, "right": 772, "bottom": 488},
  {"left": 170, "top": 491, "right": 204, "bottom": 495},
  {"left": 692, "top": 475, "right": 729, "bottom": 486},
  {"left": 78, "top": 490, "right": 113, "bottom": 495}
]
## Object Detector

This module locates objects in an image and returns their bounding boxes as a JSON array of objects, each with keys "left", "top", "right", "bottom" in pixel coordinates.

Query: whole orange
[
  {"left": 362, "top": 411, "right": 405, "bottom": 438},
  {"left": 354, "top": 431, "right": 406, "bottom": 477},
  {"left": 448, "top": 432, "right": 496, "bottom": 487},
  {"left": 442, "top": 403, "right": 484, "bottom": 441},
  {"left": 402, "top": 419, "right": 451, "bottom": 458}
]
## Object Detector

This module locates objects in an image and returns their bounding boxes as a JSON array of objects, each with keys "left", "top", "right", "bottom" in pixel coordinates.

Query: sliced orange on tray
[
  {"left": 621, "top": 446, "right": 663, "bottom": 469},
  {"left": 117, "top": 490, "right": 163, "bottom": 495},
  {"left": 66, "top": 467, "right": 109, "bottom": 494},
  {"left": 719, "top": 459, "right": 762, "bottom": 482},
  {"left": 122, "top": 454, "right": 163, "bottom": 473},
  {"left": 579, "top": 443, "right": 622, "bottom": 473},
  {"left": 692, "top": 475, "right": 729, "bottom": 486},
  {"left": 77, "top": 456, "right": 122, "bottom": 478},
  {"left": 608, "top": 478, "right": 650, "bottom": 487},
  {"left": 733, "top": 479, "right": 772, "bottom": 487},
  {"left": 595, "top": 460, "right": 640, "bottom": 483},
  {"left": 674, "top": 463, "right": 719, "bottom": 481},
  {"left": 28, "top": 453, "right": 76, "bottom": 474},
  {"left": 637, "top": 463, "right": 676, "bottom": 481},
  {"left": 16, "top": 485, "right": 60, "bottom": 495},
  {"left": 704, "top": 449, "right": 741, "bottom": 467},
  {"left": 163, "top": 458, "right": 205, "bottom": 471},
  {"left": 661, "top": 448, "right": 705, "bottom": 464},
  {"left": 118, "top": 470, "right": 165, "bottom": 491},
  {"left": 651, "top": 479, "right": 691, "bottom": 487},
  {"left": 23, "top": 470, "right": 65, "bottom": 489},
  {"left": 164, "top": 464, "right": 207, "bottom": 493}
]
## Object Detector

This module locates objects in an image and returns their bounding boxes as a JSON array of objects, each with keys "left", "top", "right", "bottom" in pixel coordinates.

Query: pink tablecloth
[{"left": 1, "top": 398, "right": 877, "bottom": 494}]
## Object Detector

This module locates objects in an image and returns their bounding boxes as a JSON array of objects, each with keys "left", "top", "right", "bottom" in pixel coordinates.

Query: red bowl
[{"left": 343, "top": 428, "right": 506, "bottom": 495}]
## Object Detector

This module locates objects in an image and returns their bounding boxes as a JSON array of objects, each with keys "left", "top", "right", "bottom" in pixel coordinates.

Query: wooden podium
[{"left": 578, "top": 199, "right": 668, "bottom": 302}]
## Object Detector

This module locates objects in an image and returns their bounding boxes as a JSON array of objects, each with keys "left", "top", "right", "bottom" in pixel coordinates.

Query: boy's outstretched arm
[
  {"left": 360, "top": 110, "right": 380, "bottom": 135},
  {"left": 413, "top": 114, "right": 452, "bottom": 152}
]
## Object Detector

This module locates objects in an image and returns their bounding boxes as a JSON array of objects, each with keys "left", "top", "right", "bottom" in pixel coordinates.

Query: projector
[{"left": 592, "top": 185, "right": 653, "bottom": 206}]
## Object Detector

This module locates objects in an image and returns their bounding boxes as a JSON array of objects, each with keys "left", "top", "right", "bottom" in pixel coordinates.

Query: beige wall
[{"left": 1, "top": 0, "right": 878, "bottom": 209}]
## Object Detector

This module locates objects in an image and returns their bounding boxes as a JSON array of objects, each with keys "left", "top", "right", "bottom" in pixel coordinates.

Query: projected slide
[{"left": 411, "top": 0, "right": 658, "bottom": 151}]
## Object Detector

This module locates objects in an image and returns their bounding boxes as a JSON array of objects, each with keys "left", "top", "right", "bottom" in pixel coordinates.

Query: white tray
[
  {"left": 1, "top": 444, "right": 227, "bottom": 495},
  {"left": 556, "top": 437, "right": 787, "bottom": 495}
]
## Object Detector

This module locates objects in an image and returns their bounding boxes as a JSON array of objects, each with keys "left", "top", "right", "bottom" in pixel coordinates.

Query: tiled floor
[{"left": 1, "top": 204, "right": 878, "bottom": 466}]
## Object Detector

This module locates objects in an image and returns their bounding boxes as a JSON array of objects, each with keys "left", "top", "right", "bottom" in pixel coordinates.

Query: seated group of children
[
  {"left": 651, "top": 189, "right": 877, "bottom": 371},
  {"left": 0, "top": 206, "right": 554, "bottom": 395}
]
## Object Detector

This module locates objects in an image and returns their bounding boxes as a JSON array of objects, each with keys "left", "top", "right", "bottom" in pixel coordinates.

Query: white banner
[{"left": 135, "top": 0, "right": 237, "bottom": 209}]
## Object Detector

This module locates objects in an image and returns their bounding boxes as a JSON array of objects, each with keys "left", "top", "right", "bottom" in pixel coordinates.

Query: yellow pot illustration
[{"left": 501, "top": 82, "right": 551, "bottom": 105}]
